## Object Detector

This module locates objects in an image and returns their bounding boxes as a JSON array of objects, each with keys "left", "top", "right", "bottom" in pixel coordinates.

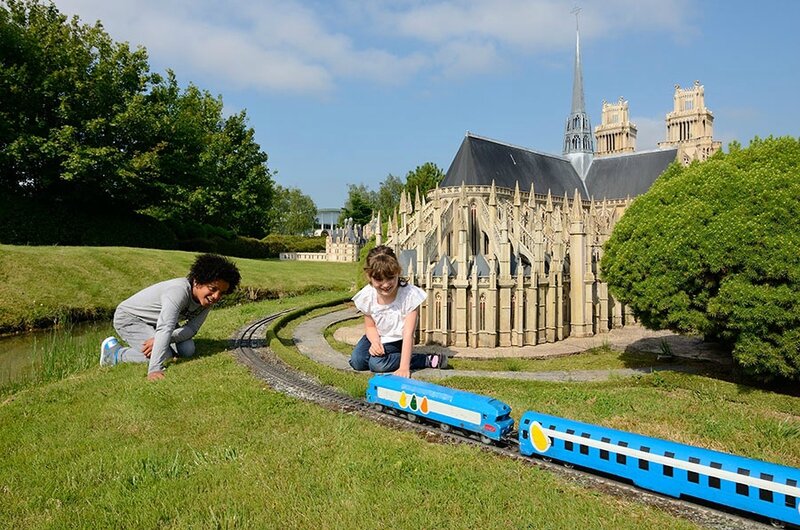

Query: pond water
[{"left": 0, "top": 320, "right": 113, "bottom": 386}]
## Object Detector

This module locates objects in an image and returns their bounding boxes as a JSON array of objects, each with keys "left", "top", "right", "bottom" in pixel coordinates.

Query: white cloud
[{"left": 52, "top": 0, "right": 696, "bottom": 94}]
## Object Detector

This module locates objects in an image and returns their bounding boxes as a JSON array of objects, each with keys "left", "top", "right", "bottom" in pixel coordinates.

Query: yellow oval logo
[{"left": 530, "top": 421, "right": 551, "bottom": 453}]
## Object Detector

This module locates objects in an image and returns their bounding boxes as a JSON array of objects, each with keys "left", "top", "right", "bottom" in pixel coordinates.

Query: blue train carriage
[
  {"left": 366, "top": 375, "right": 514, "bottom": 443},
  {"left": 519, "top": 411, "right": 800, "bottom": 526}
]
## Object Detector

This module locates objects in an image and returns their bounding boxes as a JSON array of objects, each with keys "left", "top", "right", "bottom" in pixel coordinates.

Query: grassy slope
[
  {"left": 1, "top": 246, "right": 798, "bottom": 527},
  {"left": 0, "top": 245, "right": 356, "bottom": 332}
]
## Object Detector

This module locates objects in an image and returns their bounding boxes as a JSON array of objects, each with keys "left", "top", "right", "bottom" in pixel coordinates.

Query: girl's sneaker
[
  {"left": 427, "top": 352, "right": 448, "bottom": 369},
  {"left": 100, "top": 337, "right": 122, "bottom": 367}
]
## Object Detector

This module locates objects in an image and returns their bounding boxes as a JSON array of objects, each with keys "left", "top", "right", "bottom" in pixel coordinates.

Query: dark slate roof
[
  {"left": 472, "top": 254, "right": 493, "bottom": 278},
  {"left": 398, "top": 249, "right": 418, "bottom": 276},
  {"left": 432, "top": 255, "right": 456, "bottom": 277},
  {"left": 585, "top": 148, "right": 678, "bottom": 200},
  {"left": 441, "top": 133, "right": 589, "bottom": 199}
]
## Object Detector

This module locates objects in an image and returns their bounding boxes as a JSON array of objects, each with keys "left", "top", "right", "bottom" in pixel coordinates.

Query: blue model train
[
  {"left": 366, "top": 375, "right": 514, "bottom": 443},
  {"left": 366, "top": 374, "right": 800, "bottom": 527}
]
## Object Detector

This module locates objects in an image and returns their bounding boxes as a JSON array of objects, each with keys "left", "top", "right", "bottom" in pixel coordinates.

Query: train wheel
[
  {"left": 480, "top": 435, "right": 492, "bottom": 445},
  {"left": 406, "top": 413, "right": 418, "bottom": 423},
  {"left": 373, "top": 404, "right": 384, "bottom": 412},
  {"left": 439, "top": 423, "right": 451, "bottom": 433},
  {"left": 770, "top": 520, "right": 786, "bottom": 529}
]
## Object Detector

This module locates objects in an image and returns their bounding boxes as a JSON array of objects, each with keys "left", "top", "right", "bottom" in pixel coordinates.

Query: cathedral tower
[
  {"left": 594, "top": 97, "right": 637, "bottom": 157},
  {"left": 563, "top": 9, "right": 594, "bottom": 179},
  {"left": 658, "top": 81, "right": 722, "bottom": 164}
]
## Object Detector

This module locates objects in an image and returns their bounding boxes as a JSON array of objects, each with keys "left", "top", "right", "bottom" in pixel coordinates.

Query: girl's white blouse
[{"left": 352, "top": 283, "right": 427, "bottom": 343}]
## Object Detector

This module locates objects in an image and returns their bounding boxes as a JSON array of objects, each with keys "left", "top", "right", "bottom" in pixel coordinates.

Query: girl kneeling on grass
[
  {"left": 99, "top": 253, "right": 241, "bottom": 381},
  {"left": 349, "top": 246, "right": 447, "bottom": 379}
]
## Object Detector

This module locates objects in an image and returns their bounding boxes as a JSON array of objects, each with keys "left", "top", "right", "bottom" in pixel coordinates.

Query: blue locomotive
[
  {"left": 366, "top": 374, "right": 800, "bottom": 526},
  {"left": 366, "top": 375, "right": 514, "bottom": 443}
]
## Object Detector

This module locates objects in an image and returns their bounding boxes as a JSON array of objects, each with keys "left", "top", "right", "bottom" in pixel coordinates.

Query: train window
[
  {"left": 709, "top": 462, "right": 721, "bottom": 488},
  {"left": 688, "top": 457, "right": 700, "bottom": 484},
  {"left": 523, "top": 418, "right": 530, "bottom": 425},
  {"left": 638, "top": 447, "right": 650, "bottom": 470},
  {"left": 617, "top": 441, "right": 627, "bottom": 465},
  {"left": 600, "top": 438, "right": 610, "bottom": 460},
  {"left": 759, "top": 473, "right": 774, "bottom": 502},
  {"left": 663, "top": 451, "right": 674, "bottom": 477},
  {"left": 580, "top": 433, "right": 590, "bottom": 455},
  {"left": 786, "top": 479, "right": 797, "bottom": 508},
  {"left": 565, "top": 429, "right": 574, "bottom": 451},
  {"left": 522, "top": 430, "right": 529, "bottom": 440},
  {"left": 736, "top": 468, "right": 750, "bottom": 496}
]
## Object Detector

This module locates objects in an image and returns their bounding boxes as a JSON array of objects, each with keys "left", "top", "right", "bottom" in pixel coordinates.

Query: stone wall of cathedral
[{"left": 386, "top": 183, "right": 635, "bottom": 348}]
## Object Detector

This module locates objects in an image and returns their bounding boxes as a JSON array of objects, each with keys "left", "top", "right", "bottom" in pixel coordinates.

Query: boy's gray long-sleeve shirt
[{"left": 115, "top": 278, "right": 210, "bottom": 373}]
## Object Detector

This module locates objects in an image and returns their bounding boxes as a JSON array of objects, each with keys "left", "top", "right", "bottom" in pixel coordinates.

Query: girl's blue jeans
[{"left": 349, "top": 335, "right": 429, "bottom": 372}]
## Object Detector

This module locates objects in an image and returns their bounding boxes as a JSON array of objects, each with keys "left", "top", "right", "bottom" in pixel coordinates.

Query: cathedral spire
[
  {"left": 563, "top": 7, "right": 594, "bottom": 181},
  {"left": 570, "top": 10, "right": 585, "bottom": 115}
]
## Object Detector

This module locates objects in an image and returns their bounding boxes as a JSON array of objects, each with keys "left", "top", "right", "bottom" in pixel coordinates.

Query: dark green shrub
[
  {"left": 0, "top": 194, "right": 177, "bottom": 249},
  {"left": 261, "top": 234, "right": 325, "bottom": 254},
  {"left": 602, "top": 137, "right": 800, "bottom": 381}
]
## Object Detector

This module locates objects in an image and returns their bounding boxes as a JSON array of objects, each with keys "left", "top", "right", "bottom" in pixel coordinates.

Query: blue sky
[{"left": 53, "top": 0, "right": 799, "bottom": 209}]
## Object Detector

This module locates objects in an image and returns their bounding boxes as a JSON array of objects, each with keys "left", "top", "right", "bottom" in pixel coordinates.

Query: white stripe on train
[
  {"left": 376, "top": 387, "right": 482, "bottom": 425},
  {"left": 535, "top": 423, "right": 800, "bottom": 499}
]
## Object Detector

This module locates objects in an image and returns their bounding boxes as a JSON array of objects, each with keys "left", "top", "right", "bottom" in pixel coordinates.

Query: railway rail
[{"left": 231, "top": 312, "right": 777, "bottom": 530}]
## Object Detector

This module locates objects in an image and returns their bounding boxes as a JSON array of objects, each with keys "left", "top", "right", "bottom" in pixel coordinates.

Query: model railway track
[{"left": 231, "top": 313, "right": 775, "bottom": 530}]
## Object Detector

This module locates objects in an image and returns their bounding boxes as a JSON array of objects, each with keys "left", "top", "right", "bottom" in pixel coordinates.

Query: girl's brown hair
[{"left": 364, "top": 245, "right": 406, "bottom": 284}]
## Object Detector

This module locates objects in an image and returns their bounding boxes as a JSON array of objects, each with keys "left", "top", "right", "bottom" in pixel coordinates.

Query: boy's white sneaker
[{"left": 100, "top": 336, "right": 121, "bottom": 367}]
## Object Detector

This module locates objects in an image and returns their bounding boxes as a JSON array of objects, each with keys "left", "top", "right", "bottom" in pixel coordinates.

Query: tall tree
[
  {"left": 340, "top": 184, "right": 376, "bottom": 226},
  {"left": 374, "top": 174, "right": 404, "bottom": 220},
  {"left": 269, "top": 185, "right": 317, "bottom": 235},
  {"left": 404, "top": 162, "right": 444, "bottom": 200}
]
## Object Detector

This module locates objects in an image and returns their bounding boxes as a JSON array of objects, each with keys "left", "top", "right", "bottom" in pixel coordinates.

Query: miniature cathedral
[{"left": 383, "top": 20, "right": 721, "bottom": 348}]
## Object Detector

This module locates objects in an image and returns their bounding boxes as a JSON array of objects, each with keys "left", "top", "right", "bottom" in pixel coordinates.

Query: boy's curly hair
[{"left": 187, "top": 253, "right": 241, "bottom": 293}]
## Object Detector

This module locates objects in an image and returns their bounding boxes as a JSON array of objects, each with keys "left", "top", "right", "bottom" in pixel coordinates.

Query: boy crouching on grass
[{"left": 100, "top": 253, "right": 241, "bottom": 381}]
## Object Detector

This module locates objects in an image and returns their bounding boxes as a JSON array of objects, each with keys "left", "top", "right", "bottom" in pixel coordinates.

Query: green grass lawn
[
  {"left": 2, "top": 245, "right": 799, "bottom": 528},
  {"left": 1, "top": 295, "right": 703, "bottom": 530},
  {"left": 0, "top": 245, "right": 356, "bottom": 333}
]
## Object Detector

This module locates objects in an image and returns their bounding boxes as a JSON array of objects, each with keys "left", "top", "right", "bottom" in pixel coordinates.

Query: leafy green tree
[
  {"left": 0, "top": 0, "right": 276, "bottom": 239},
  {"left": 404, "top": 162, "right": 444, "bottom": 200},
  {"left": 602, "top": 137, "right": 800, "bottom": 381},
  {"left": 0, "top": 0, "right": 153, "bottom": 203},
  {"left": 269, "top": 185, "right": 317, "bottom": 235},
  {"left": 340, "top": 184, "right": 376, "bottom": 226},
  {"left": 375, "top": 174, "right": 404, "bottom": 220}
]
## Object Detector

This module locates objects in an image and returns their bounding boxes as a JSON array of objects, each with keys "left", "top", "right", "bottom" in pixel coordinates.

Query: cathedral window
[
  {"left": 435, "top": 293, "right": 442, "bottom": 329},
  {"left": 479, "top": 294, "right": 487, "bottom": 330}
]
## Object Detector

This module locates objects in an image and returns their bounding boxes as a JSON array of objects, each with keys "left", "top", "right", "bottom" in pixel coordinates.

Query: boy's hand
[
  {"left": 393, "top": 368, "right": 411, "bottom": 378},
  {"left": 147, "top": 371, "right": 165, "bottom": 381},
  {"left": 142, "top": 337, "right": 154, "bottom": 358}
]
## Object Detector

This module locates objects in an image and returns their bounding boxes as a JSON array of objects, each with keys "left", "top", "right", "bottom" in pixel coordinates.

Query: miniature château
[
  {"left": 383, "top": 23, "right": 721, "bottom": 348},
  {"left": 279, "top": 217, "right": 379, "bottom": 262}
]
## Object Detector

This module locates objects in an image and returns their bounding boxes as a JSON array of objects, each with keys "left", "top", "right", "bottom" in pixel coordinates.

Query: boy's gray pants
[{"left": 113, "top": 310, "right": 195, "bottom": 364}]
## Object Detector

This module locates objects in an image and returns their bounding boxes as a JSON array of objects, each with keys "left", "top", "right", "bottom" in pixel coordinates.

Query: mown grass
[
  {"left": 2, "top": 246, "right": 799, "bottom": 528},
  {"left": 1, "top": 295, "right": 701, "bottom": 530},
  {"left": 0, "top": 244, "right": 356, "bottom": 332}
]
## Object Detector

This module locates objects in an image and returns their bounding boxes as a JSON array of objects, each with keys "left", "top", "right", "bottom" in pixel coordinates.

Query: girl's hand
[
  {"left": 368, "top": 341, "right": 385, "bottom": 356},
  {"left": 393, "top": 367, "right": 411, "bottom": 378}
]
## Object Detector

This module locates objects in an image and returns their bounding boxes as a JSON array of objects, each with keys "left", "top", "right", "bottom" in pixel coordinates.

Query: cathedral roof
[
  {"left": 584, "top": 148, "right": 678, "bottom": 199},
  {"left": 440, "top": 133, "right": 677, "bottom": 201},
  {"left": 441, "top": 133, "right": 589, "bottom": 199}
]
